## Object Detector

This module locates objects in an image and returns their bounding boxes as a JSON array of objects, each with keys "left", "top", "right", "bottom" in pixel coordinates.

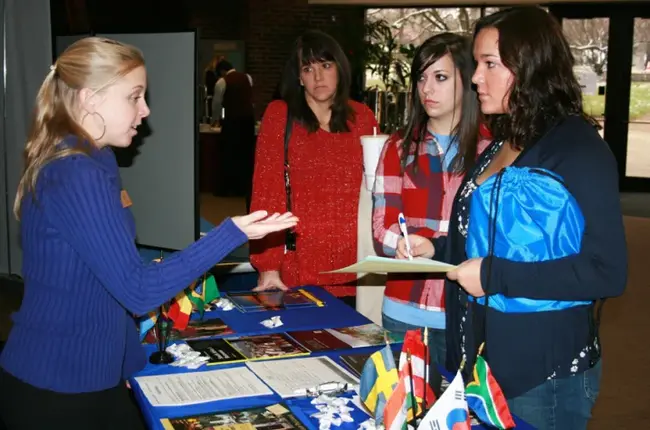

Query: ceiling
[{"left": 308, "top": 0, "right": 644, "bottom": 5}]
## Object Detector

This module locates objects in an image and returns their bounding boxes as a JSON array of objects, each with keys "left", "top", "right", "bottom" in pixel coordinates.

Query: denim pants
[
  {"left": 382, "top": 313, "right": 446, "bottom": 396},
  {"left": 507, "top": 360, "right": 602, "bottom": 430}
]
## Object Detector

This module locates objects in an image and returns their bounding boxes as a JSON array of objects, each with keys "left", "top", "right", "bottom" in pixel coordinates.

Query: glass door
[
  {"left": 551, "top": 3, "right": 650, "bottom": 191},
  {"left": 626, "top": 18, "right": 650, "bottom": 180},
  {"left": 562, "top": 17, "right": 610, "bottom": 138}
]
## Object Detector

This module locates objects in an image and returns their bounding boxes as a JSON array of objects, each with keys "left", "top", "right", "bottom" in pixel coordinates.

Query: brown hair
[
  {"left": 401, "top": 32, "right": 480, "bottom": 174},
  {"left": 14, "top": 37, "right": 145, "bottom": 218},
  {"left": 473, "top": 7, "right": 597, "bottom": 150},
  {"left": 280, "top": 30, "right": 354, "bottom": 133}
]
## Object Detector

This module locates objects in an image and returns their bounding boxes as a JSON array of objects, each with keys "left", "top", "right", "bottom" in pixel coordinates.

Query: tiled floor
[{"left": 1, "top": 194, "right": 649, "bottom": 428}]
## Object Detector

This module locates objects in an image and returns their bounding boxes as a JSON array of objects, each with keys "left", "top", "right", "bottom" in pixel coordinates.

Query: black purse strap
[
  {"left": 283, "top": 109, "right": 297, "bottom": 252},
  {"left": 284, "top": 110, "right": 293, "bottom": 213}
]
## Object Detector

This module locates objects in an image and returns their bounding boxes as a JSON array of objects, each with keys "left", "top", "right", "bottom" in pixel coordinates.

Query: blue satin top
[{"left": 465, "top": 167, "right": 591, "bottom": 312}]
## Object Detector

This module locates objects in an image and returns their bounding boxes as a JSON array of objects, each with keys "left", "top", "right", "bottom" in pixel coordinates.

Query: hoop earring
[{"left": 81, "top": 112, "right": 106, "bottom": 141}]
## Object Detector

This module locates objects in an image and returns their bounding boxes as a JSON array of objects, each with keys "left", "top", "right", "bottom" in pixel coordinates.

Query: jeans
[
  {"left": 507, "top": 360, "right": 602, "bottom": 430},
  {"left": 382, "top": 313, "right": 446, "bottom": 396}
]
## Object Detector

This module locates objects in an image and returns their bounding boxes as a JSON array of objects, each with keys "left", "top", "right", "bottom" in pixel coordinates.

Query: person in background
[
  {"left": 250, "top": 30, "right": 378, "bottom": 308},
  {"left": 212, "top": 59, "right": 256, "bottom": 212},
  {"left": 211, "top": 59, "right": 254, "bottom": 125},
  {"left": 0, "top": 37, "right": 297, "bottom": 430},
  {"left": 406, "top": 7, "right": 627, "bottom": 429},
  {"left": 372, "top": 33, "right": 490, "bottom": 392},
  {"left": 203, "top": 55, "right": 220, "bottom": 119}
]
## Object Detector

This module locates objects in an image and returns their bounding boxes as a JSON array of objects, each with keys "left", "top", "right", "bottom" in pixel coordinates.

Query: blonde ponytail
[{"left": 13, "top": 37, "right": 144, "bottom": 219}]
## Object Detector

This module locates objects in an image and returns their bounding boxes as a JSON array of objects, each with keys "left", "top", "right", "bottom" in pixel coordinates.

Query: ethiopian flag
[
  {"left": 166, "top": 289, "right": 193, "bottom": 330},
  {"left": 465, "top": 355, "right": 515, "bottom": 429}
]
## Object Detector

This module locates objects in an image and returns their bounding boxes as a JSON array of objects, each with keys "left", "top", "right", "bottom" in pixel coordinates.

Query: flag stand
[
  {"left": 149, "top": 252, "right": 174, "bottom": 364},
  {"left": 148, "top": 304, "right": 174, "bottom": 364}
]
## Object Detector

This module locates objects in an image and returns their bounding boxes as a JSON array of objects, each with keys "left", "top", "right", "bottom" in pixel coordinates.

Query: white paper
[
  {"left": 325, "top": 255, "right": 456, "bottom": 274},
  {"left": 134, "top": 367, "right": 273, "bottom": 407},
  {"left": 246, "top": 356, "right": 359, "bottom": 398}
]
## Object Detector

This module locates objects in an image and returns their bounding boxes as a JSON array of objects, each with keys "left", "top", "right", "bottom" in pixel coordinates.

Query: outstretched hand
[{"left": 232, "top": 211, "right": 298, "bottom": 240}]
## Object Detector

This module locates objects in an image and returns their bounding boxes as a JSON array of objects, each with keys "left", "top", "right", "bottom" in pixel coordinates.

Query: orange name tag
[{"left": 121, "top": 190, "right": 133, "bottom": 208}]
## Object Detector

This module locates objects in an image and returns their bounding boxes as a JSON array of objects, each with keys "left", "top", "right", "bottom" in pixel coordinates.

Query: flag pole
[
  {"left": 150, "top": 251, "right": 174, "bottom": 364},
  {"left": 423, "top": 327, "right": 429, "bottom": 411},
  {"left": 200, "top": 273, "right": 208, "bottom": 317},
  {"left": 407, "top": 351, "right": 419, "bottom": 424}
]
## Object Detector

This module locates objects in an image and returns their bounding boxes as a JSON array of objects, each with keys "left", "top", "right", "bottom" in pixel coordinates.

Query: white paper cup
[
  {"left": 364, "top": 174, "right": 376, "bottom": 191},
  {"left": 360, "top": 134, "right": 389, "bottom": 191}
]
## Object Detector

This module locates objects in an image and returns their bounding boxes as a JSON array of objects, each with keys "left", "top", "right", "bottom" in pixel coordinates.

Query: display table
[{"left": 130, "top": 287, "right": 533, "bottom": 429}]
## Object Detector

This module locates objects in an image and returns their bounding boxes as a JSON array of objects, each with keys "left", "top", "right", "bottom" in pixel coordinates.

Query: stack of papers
[
  {"left": 246, "top": 356, "right": 359, "bottom": 398},
  {"left": 324, "top": 255, "right": 456, "bottom": 274},
  {"left": 134, "top": 367, "right": 272, "bottom": 407}
]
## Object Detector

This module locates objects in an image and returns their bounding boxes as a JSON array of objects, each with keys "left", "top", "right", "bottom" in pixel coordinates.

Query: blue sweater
[
  {"left": 0, "top": 139, "right": 247, "bottom": 393},
  {"left": 436, "top": 116, "right": 627, "bottom": 397}
]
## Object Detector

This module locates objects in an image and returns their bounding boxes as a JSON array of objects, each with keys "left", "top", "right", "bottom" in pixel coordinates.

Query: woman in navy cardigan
[
  {"left": 0, "top": 37, "right": 297, "bottom": 429},
  {"left": 402, "top": 7, "right": 626, "bottom": 430}
]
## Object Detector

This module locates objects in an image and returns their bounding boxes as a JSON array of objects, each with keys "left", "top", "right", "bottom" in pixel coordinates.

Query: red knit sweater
[{"left": 250, "top": 100, "right": 378, "bottom": 297}]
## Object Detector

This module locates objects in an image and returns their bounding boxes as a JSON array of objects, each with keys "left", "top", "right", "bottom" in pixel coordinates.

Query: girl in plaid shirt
[{"left": 372, "top": 33, "right": 491, "bottom": 382}]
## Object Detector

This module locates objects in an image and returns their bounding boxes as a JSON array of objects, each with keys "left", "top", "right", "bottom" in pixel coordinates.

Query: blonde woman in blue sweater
[{"left": 0, "top": 37, "right": 297, "bottom": 429}]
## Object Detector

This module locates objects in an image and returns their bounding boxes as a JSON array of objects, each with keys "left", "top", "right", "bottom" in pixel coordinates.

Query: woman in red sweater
[{"left": 250, "top": 30, "right": 378, "bottom": 305}]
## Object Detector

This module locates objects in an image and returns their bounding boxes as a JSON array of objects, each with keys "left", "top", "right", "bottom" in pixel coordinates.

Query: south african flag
[{"left": 465, "top": 354, "right": 515, "bottom": 429}]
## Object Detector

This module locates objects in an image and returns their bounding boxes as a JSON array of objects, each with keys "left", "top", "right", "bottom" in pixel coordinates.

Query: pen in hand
[{"left": 398, "top": 212, "right": 413, "bottom": 260}]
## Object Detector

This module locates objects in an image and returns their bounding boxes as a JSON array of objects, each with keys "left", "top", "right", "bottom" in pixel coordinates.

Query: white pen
[{"left": 397, "top": 212, "right": 413, "bottom": 260}]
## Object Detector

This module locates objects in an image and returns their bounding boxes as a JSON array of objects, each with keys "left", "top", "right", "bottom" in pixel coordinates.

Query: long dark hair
[
  {"left": 474, "top": 6, "right": 598, "bottom": 150},
  {"left": 400, "top": 33, "right": 480, "bottom": 174},
  {"left": 279, "top": 30, "right": 354, "bottom": 133}
]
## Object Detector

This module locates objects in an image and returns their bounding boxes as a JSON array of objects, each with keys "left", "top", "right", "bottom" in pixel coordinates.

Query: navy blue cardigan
[{"left": 434, "top": 116, "right": 627, "bottom": 397}]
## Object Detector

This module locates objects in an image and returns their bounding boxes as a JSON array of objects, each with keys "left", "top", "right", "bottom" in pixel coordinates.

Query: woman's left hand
[
  {"left": 447, "top": 258, "right": 485, "bottom": 297},
  {"left": 232, "top": 211, "right": 299, "bottom": 240}
]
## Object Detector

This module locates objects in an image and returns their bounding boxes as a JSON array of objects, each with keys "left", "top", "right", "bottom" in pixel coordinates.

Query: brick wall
[
  {"left": 187, "top": 0, "right": 246, "bottom": 40},
  {"left": 56, "top": 0, "right": 367, "bottom": 120},
  {"left": 244, "top": 1, "right": 366, "bottom": 118},
  {"left": 186, "top": 0, "right": 366, "bottom": 119}
]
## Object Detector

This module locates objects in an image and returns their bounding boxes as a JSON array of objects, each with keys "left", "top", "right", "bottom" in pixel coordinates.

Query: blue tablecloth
[{"left": 130, "top": 286, "right": 533, "bottom": 429}]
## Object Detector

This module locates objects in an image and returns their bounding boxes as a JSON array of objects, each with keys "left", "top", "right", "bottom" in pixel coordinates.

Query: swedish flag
[{"left": 359, "top": 344, "right": 399, "bottom": 424}]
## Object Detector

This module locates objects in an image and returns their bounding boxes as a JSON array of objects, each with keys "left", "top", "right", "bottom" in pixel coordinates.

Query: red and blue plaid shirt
[{"left": 372, "top": 128, "right": 491, "bottom": 311}]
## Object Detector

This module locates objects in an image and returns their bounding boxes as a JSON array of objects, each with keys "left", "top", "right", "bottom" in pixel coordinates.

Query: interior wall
[
  {"left": 100, "top": 32, "right": 199, "bottom": 251},
  {"left": 0, "top": 0, "right": 52, "bottom": 276},
  {"left": 0, "top": 0, "right": 8, "bottom": 275}
]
